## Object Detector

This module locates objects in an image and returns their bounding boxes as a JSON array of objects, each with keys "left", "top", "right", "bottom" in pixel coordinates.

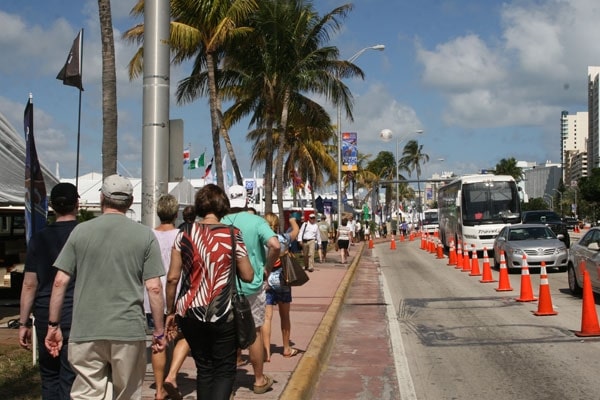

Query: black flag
[{"left": 57, "top": 30, "right": 84, "bottom": 91}]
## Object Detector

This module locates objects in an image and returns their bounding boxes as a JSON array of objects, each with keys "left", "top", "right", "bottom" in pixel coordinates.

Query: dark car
[
  {"left": 521, "top": 210, "right": 570, "bottom": 248},
  {"left": 563, "top": 217, "right": 578, "bottom": 230}
]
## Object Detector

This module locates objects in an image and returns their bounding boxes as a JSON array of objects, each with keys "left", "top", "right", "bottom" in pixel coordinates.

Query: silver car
[
  {"left": 493, "top": 224, "right": 568, "bottom": 272},
  {"left": 567, "top": 227, "right": 600, "bottom": 295}
]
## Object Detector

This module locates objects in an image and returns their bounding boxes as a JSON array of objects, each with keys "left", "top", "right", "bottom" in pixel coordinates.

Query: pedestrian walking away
[
  {"left": 19, "top": 183, "right": 79, "bottom": 399},
  {"left": 221, "top": 185, "right": 281, "bottom": 395}
]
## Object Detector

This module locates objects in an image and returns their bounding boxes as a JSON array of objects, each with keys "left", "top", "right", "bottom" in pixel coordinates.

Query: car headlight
[
  {"left": 556, "top": 246, "right": 567, "bottom": 253},
  {"left": 513, "top": 248, "right": 524, "bottom": 255}
]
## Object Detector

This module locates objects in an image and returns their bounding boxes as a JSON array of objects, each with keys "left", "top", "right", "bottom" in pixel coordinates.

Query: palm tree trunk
[
  {"left": 275, "top": 89, "right": 292, "bottom": 228},
  {"left": 98, "top": 0, "right": 117, "bottom": 177},
  {"left": 206, "top": 52, "right": 223, "bottom": 188}
]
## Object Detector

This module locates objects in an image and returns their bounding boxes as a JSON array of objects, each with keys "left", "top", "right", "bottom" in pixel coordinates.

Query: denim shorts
[{"left": 266, "top": 287, "right": 292, "bottom": 305}]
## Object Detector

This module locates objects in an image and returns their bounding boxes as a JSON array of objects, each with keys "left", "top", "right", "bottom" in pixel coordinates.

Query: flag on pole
[
  {"left": 222, "top": 154, "right": 230, "bottom": 193},
  {"left": 24, "top": 97, "right": 48, "bottom": 244},
  {"left": 189, "top": 153, "right": 205, "bottom": 170},
  {"left": 202, "top": 157, "right": 214, "bottom": 179},
  {"left": 183, "top": 147, "right": 190, "bottom": 165},
  {"left": 57, "top": 30, "right": 84, "bottom": 91}
]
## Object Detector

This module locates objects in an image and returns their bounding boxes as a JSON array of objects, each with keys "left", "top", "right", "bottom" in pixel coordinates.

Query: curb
[{"left": 280, "top": 242, "right": 366, "bottom": 399}]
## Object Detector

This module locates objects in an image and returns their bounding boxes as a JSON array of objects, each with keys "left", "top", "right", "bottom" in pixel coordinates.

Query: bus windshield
[{"left": 462, "top": 181, "right": 520, "bottom": 225}]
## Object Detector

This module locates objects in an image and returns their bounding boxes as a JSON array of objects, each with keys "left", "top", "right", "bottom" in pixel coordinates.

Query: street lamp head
[
  {"left": 372, "top": 44, "right": 385, "bottom": 51},
  {"left": 416, "top": 129, "right": 424, "bottom": 134},
  {"left": 380, "top": 128, "right": 393, "bottom": 142}
]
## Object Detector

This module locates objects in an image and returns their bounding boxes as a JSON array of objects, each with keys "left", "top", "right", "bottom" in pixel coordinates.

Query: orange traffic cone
[
  {"left": 575, "top": 270, "right": 600, "bottom": 337},
  {"left": 429, "top": 235, "right": 436, "bottom": 254},
  {"left": 455, "top": 242, "right": 463, "bottom": 269},
  {"left": 515, "top": 255, "right": 537, "bottom": 302},
  {"left": 420, "top": 232, "right": 426, "bottom": 250},
  {"left": 479, "top": 247, "right": 496, "bottom": 283},
  {"left": 390, "top": 236, "right": 396, "bottom": 250},
  {"left": 533, "top": 262, "right": 557, "bottom": 316},
  {"left": 434, "top": 227, "right": 439, "bottom": 238},
  {"left": 469, "top": 246, "right": 482, "bottom": 276},
  {"left": 409, "top": 231, "right": 415, "bottom": 241},
  {"left": 461, "top": 244, "right": 471, "bottom": 272},
  {"left": 436, "top": 240, "right": 444, "bottom": 259},
  {"left": 368, "top": 238, "right": 374, "bottom": 249},
  {"left": 495, "top": 251, "right": 513, "bottom": 291},
  {"left": 448, "top": 240, "right": 457, "bottom": 266},
  {"left": 400, "top": 233, "right": 405, "bottom": 242}
]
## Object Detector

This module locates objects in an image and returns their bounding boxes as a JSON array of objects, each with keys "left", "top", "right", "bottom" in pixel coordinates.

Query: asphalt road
[{"left": 376, "top": 236, "right": 600, "bottom": 400}]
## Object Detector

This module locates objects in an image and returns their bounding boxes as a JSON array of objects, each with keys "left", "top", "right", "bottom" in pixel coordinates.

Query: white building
[
  {"left": 560, "top": 110, "right": 588, "bottom": 185},
  {"left": 587, "top": 66, "right": 600, "bottom": 174}
]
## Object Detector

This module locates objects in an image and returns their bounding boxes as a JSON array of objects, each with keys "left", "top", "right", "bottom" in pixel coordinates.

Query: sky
[{"left": 0, "top": 0, "right": 598, "bottom": 189}]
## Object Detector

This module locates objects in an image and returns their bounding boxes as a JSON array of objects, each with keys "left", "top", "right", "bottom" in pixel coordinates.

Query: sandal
[
  {"left": 163, "top": 381, "right": 183, "bottom": 400},
  {"left": 283, "top": 348, "right": 299, "bottom": 358},
  {"left": 253, "top": 375, "right": 274, "bottom": 394}
]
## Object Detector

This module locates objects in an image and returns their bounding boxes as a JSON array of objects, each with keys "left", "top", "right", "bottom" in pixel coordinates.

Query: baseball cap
[
  {"left": 50, "top": 183, "right": 79, "bottom": 207},
  {"left": 309, "top": 213, "right": 316, "bottom": 219},
  {"left": 228, "top": 185, "right": 247, "bottom": 208},
  {"left": 101, "top": 174, "right": 133, "bottom": 201}
]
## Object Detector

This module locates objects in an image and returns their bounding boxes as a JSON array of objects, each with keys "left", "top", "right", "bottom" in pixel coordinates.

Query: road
[{"left": 376, "top": 237, "right": 600, "bottom": 400}]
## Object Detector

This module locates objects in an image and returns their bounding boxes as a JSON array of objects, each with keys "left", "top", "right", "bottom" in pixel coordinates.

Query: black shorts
[{"left": 338, "top": 239, "right": 350, "bottom": 249}]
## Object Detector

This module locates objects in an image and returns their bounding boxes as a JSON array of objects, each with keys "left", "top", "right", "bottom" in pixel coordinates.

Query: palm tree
[
  {"left": 399, "top": 139, "right": 429, "bottom": 213},
  {"left": 494, "top": 157, "right": 523, "bottom": 182},
  {"left": 98, "top": 0, "right": 117, "bottom": 177},
  {"left": 123, "top": 0, "right": 257, "bottom": 188},
  {"left": 223, "top": 0, "right": 359, "bottom": 221}
]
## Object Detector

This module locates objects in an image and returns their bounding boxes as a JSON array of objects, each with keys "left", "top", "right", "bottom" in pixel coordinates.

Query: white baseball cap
[{"left": 228, "top": 185, "right": 247, "bottom": 208}]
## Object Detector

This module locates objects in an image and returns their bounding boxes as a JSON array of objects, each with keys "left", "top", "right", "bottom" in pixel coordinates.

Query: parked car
[
  {"left": 521, "top": 210, "right": 570, "bottom": 248},
  {"left": 563, "top": 217, "right": 578, "bottom": 230},
  {"left": 493, "top": 224, "right": 568, "bottom": 272},
  {"left": 567, "top": 227, "right": 600, "bottom": 295}
]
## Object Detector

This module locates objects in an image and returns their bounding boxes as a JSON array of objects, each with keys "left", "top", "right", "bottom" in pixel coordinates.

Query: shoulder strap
[{"left": 228, "top": 226, "right": 242, "bottom": 293}]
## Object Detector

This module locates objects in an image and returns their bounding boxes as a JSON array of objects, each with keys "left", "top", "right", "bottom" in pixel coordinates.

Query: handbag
[
  {"left": 281, "top": 252, "right": 309, "bottom": 287},
  {"left": 229, "top": 227, "right": 257, "bottom": 349}
]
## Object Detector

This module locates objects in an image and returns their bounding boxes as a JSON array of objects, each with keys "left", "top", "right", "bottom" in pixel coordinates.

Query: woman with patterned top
[
  {"left": 165, "top": 184, "right": 254, "bottom": 400},
  {"left": 336, "top": 217, "right": 353, "bottom": 264}
]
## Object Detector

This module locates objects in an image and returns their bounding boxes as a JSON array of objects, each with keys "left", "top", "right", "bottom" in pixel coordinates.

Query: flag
[
  {"left": 189, "top": 153, "right": 205, "bottom": 169},
  {"left": 202, "top": 157, "right": 214, "bottom": 179},
  {"left": 222, "top": 154, "right": 230, "bottom": 193},
  {"left": 183, "top": 147, "right": 190, "bottom": 164},
  {"left": 57, "top": 30, "right": 84, "bottom": 90},
  {"left": 24, "top": 97, "right": 48, "bottom": 244}
]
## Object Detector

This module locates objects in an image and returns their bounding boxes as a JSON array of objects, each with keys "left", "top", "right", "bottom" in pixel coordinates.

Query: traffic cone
[
  {"left": 434, "top": 227, "right": 439, "bottom": 238},
  {"left": 429, "top": 235, "right": 436, "bottom": 253},
  {"left": 515, "top": 255, "right": 537, "bottom": 302},
  {"left": 495, "top": 251, "right": 513, "bottom": 291},
  {"left": 420, "top": 232, "right": 426, "bottom": 250},
  {"left": 479, "top": 247, "right": 496, "bottom": 283},
  {"left": 390, "top": 236, "right": 396, "bottom": 250},
  {"left": 368, "top": 238, "right": 374, "bottom": 249},
  {"left": 469, "top": 246, "right": 482, "bottom": 276},
  {"left": 400, "top": 233, "right": 405, "bottom": 242},
  {"left": 533, "top": 262, "right": 557, "bottom": 316},
  {"left": 461, "top": 244, "right": 471, "bottom": 272},
  {"left": 455, "top": 242, "right": 463, "bottom": 269},
  {"left": 575, "top": 270, "right": 600, "bottom": 337},
  {"left": 448, "top": 240, "right": 457, "bottom": 266},
  {"left": 436, "top": 240, "right": 444, "bottom": 259}
]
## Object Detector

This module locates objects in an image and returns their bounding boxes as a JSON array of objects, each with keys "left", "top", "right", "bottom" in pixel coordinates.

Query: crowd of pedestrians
[{"left": 18, "top": 175, "right": 366, "bottom": 399}]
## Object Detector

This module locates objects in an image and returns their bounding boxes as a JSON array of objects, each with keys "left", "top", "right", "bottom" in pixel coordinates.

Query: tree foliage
[{"left": 494, "top": 157, "right": 523, "bottom": 182}]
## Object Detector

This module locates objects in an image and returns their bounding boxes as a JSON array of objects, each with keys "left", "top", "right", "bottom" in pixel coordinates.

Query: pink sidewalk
[{"left": 142, "top": 244, "right": 364, "bottom": 400}]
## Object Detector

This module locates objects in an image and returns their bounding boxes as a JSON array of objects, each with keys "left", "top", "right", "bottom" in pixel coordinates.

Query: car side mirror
[
  {"left": 497, "top": 236, "right": 506, "bottom": 242},
  {"left": 556, "top": 234, "right": 564, "bottom": 240},
  {"left": 589, "top": 242, "right": 600, "bottom": 251}
]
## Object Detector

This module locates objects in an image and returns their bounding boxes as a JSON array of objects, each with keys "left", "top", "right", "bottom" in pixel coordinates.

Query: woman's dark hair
[
  {"left": 341, "top": 217, "right": 348, "bottom": 226},
  {"left": 194, "top": 184, "right": 230, "bottom": 219}
]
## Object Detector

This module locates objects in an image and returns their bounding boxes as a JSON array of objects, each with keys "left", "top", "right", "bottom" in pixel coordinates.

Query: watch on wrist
[{"left": 48, "top": 320, "right": 60, "bottom": 327}]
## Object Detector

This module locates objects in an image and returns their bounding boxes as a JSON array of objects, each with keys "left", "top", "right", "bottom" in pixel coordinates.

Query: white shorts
[{"left": 246, "top": 289, "right": 266, "bottom": 328}]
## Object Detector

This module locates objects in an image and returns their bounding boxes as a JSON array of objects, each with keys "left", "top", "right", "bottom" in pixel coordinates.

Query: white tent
[{"left": 0, "top": 111, "right": 59, "bottom": 205}]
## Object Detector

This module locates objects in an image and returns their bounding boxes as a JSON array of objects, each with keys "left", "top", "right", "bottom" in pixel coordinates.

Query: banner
[
  {"left": 341, "top": 132, "right": 358, "bottom": 172},
  {"left": 24, "top": 98, "right": 48, "bottom": 243}
]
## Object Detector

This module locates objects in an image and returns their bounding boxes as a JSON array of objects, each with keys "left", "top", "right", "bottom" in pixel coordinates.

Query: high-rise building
[
  {"left": 560, "top": 110, "right": 588, "bottom": 185},
  {"left": 587, "top": 66, "right": 600, "bottom": 174}
]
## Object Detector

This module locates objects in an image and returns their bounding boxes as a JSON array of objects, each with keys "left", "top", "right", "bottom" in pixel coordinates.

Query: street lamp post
[
  {"left": 337, "top": 44, "right": 384, "bottom": 231},
  {"left": 380, "top": 129, "right": 423, "bottom": 223}
]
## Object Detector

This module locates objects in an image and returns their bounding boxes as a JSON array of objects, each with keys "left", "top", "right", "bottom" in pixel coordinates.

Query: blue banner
[{"left": 341, "top": 132, "right": 358, "bottom": 172}]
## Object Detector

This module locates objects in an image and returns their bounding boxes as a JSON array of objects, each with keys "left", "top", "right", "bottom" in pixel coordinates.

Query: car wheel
[{"left": 568, "top": 263, "right": 582, "bottom": 296}]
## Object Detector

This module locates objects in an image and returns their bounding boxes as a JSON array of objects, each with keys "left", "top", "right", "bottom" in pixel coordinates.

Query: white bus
[
  {"left": 437, "top": 174, "right": 521, "bottom": 253},
  {"left": 422, "top": 208, "right": 439, "bottom": 233}
]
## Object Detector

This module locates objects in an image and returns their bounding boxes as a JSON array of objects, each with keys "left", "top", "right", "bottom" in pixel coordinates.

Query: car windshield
[{"left": 508, "top": 227, "right": 556, "bottom": 241}]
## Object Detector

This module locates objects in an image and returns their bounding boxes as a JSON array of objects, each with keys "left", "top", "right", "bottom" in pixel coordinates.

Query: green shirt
[
  {"left": 54, "top": 213, "right": 164, "bottom": 342},
  {"left": 222, "top": 212, "right": 276, "bottom": 295}
]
